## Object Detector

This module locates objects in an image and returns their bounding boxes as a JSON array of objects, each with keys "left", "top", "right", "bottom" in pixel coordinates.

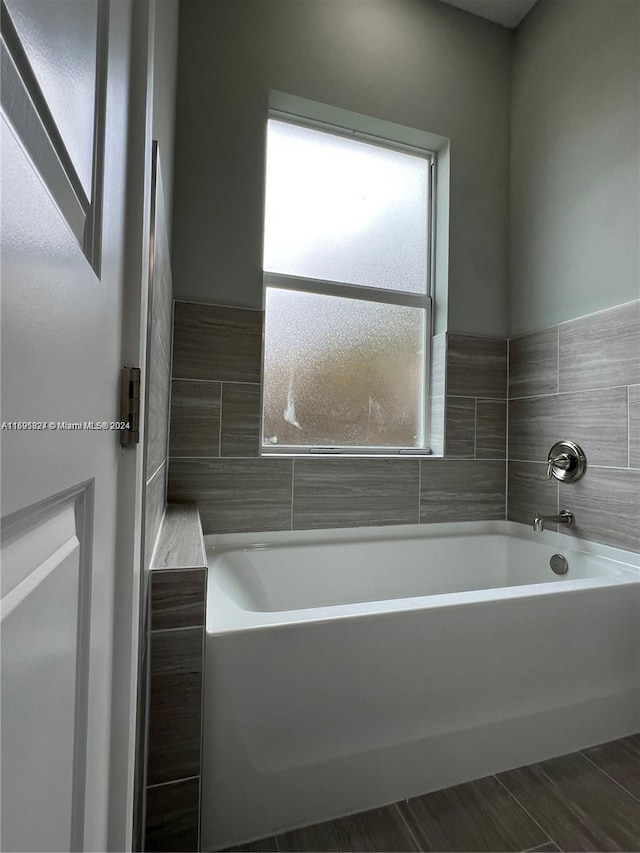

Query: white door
[{"left": 1, "top": 1, "right": 148, "bottom": 849}]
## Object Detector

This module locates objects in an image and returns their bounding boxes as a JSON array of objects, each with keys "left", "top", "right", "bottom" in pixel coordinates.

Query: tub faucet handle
[
  {"left": 545, "top": 441, "right": 587, "bottom": 482},
  {"left": 546, "top": 452, "right": 571, "bottom": 479}
]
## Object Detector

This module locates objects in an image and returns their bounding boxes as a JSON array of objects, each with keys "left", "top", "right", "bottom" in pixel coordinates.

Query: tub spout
[{"left": 533, "top": 510, "right": 575, "bottom": 532}]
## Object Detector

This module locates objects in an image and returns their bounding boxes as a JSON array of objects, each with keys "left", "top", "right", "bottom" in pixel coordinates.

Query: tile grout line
[
  {"left": 493, "top": 775, "right": 560, "bottom": 852},
  {"left": 505, "top": 339, "right": 510, "bottom": 520},
  {"left": 172, "top": 376, "right": 260, "bottom": 386},
  {"left": 553, "top": 331, "right": 560, "bottom": 516},
  {"left": 392, "top": 802, "right": 424, "bottom": 852},
  {"left": 174, "top": 296, "right": 264, "bottom": 313},
  {"left": 290, "top": 458, "right": 295, "bottom": 531},
  {"left": 580, "top": 750, "right": 640, "bottom": 806},
  {"left": 447, "top": 394, "right": 507, "bottom": 402},
  {"left": 146, "top": 773, "right": 200, "bottom": 790},
  {"left": 169, "top": 455, "right": 512, "bottom": 464},
  {"left": 168, "top": 455, "right": 640, "bottom": 470},
  {"left": 508, "top": 384, "right": 632, "bottom": 402},
  {"left": 506, "top": 459, "right": 635, "bottom": 471},
  {"left": 198, "top": 609, "right": 207, "bottom": 853},
  {"left": 150, "top": 566, "right": 207, "bottom": 574},
  {"left": 150, "top": 624, "right": 204, "bottom": 636},
  {"left": 473, "top": 397, "right": 478, "bottom": 459},
  {"left": 444, "top": 396, "right": 508, "bottom": 403},
  {"left": 197, "top": 775, "right": 202, "bottom": 853},
  {"left": 628, "top": 385, "right": 631, "bottom": 468},
  {"left": 556, "top": 325, "right": 560, "bottom": 395},
  {"left": 218, "top": 383, "right": 224, "bottom": 456},
  {"left": 449, "top": 332, "right": 507, "bottom": 343},
  {"left": 141, "top": 572, "right": 153, "bottom": 853},
  {"left": 166, "top": 364, "right": 174, "bottom": 467}
]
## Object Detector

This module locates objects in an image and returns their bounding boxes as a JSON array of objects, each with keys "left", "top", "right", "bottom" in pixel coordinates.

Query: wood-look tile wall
[
  {"left": 444, "top": 335, "right": 508, "bottom": 461},
  {"left": 168, "top": 302, "right": 507, "bottom": 533},
  {"left": 145, "top": 778, "right": 200, "bottom": 853},
  {"left": 144, "top": 156, "right": 174, "bottom": 568},
  {"left": 145, "top": 569, "right": 205, "bottom": 852},
  {"left": 136, "top": 155, "right": 174, "bottom": 853},
  {"left": 144, "top": 506, "right": 208, "bottom": 853},
  {"left": 507, "top": 299, "right": 640, "bottom": 552},
  {"left": 168, "top": 298, "right": 639, "bottom": 552},
  {"left": 429, "top": 333, "right": 446, "bottom": 456}
]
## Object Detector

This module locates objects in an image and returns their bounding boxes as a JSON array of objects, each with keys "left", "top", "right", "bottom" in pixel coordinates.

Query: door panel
[
  {"left": 1, "top": 484, "right": 93, "bottom": 852},
  {"left": 0, "top": 0, "right": 107, "bottom": 270},
  {"left": 1, "top": 0, "right": 138, "bottom": 849},
  {"left": 3, "top": 0, "right": 99, "bottom": 194}
]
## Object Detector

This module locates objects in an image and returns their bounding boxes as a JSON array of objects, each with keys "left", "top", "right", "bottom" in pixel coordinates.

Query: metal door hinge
[{"left": 120, "top": 367, "right": 141, "bottom": 446}]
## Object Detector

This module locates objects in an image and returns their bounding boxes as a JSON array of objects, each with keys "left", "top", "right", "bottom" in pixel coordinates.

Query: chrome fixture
[
  {"left": 546, "top": 440, "right": 586, "bottom": 483},
  {"left": 533, "top": 509, "right": 575, "bottom": 532},
  {"left": 550, "top": 554, "right": 569, "bottom": 575}
]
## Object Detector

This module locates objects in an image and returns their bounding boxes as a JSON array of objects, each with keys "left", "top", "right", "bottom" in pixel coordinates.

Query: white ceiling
[{"left": 437, "top": 0, "right": 539, "bottom": 28}]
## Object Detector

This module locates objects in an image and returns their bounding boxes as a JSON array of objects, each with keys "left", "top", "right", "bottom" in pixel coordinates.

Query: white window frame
[{"left": 261, "top": 113, "right": 436, "bottom": 456}]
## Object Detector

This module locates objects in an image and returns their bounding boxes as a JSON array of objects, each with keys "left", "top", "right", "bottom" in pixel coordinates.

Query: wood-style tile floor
[{"left": 223, "top": 734, "right": 640, "bottom": 852}]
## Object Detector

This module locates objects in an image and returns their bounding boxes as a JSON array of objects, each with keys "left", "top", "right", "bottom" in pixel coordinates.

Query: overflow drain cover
[{"left": 550, "top": 554, "right": 568, "bottom": 575}]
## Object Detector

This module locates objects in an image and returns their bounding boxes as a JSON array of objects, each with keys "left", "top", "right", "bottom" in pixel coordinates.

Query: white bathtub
[{"left": 201, "top": 521, "right": 640, "bottom": 851}]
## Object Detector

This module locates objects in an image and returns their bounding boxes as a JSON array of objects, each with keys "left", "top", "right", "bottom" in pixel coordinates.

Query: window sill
[{"left": 260, "top": 451, "right": 436, "bottom": 459}]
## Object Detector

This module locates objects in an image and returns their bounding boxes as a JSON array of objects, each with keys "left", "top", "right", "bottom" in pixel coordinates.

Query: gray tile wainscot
[
  {"left": 168, "top": 299, "right": 639, "bottom": 553},
  {"left": 144, "top": 504, "right": 207, "bottom": 852},
  {"left": 169, "top": 301, "right": 512, "bottom": 535},
  {"left": 507, "top": 299, "right": 640, "bottom": 553}
]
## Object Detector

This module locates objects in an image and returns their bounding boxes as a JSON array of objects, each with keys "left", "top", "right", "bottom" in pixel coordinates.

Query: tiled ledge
[
  {"left": 151, "top": 503, "right": 207, "bottom": 571},
  {"left": 145, "top": 503, "right": 207, "bottom": 852}
]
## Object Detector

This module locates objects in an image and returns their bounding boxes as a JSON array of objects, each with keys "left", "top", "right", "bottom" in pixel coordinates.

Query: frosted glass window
[
  {"left": 264, "top": 120, "right": 429, "bottom": 294},
  {"left": 263, "top": 288, "right": 425, "bottom": 448}
]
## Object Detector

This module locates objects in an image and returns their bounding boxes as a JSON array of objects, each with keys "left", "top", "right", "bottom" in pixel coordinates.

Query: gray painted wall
[
  {"left": 152, "top": 0, "right": 179, "bottom": 245},
  {"left": 509, "top": 0, "right": 640, "bottom": 336},
  {"left": 172, "top": 0, "right": 511, "bottom": 337}
]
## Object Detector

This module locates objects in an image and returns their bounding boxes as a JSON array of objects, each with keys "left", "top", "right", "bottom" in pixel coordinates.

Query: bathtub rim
[
  {"left": 205, "top": 520, "right": 640, "bottom": 635},
  {"left": 204, "top": 519, "right": 640, "bottom": 565}
]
